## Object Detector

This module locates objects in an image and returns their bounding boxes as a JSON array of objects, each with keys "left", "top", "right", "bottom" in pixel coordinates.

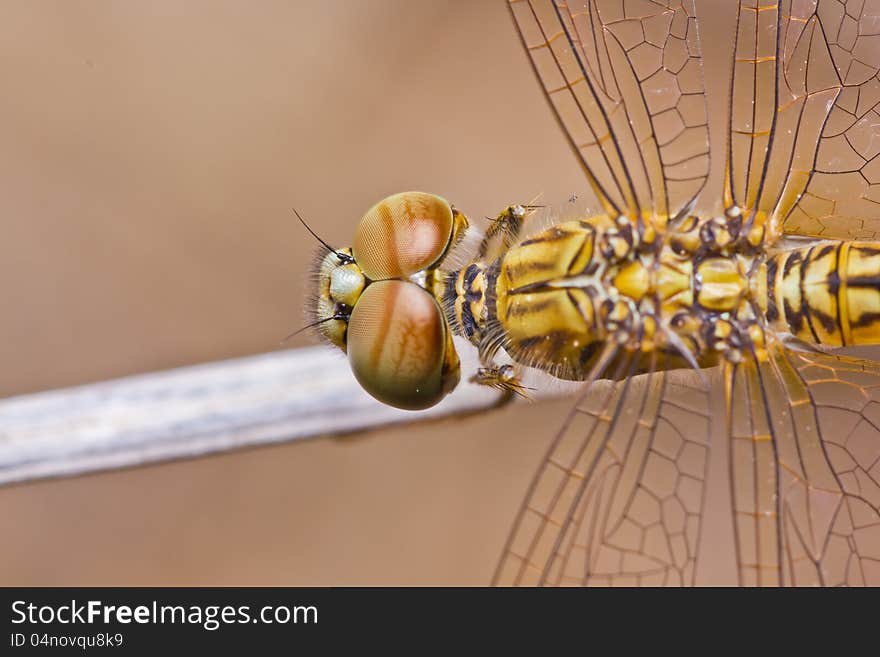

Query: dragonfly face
[
  {"left": 313, "top": 191, "right": 467, "bottom": 410},
  {"left": 308, "top": 0, "right": 880, "bottom": 585}
]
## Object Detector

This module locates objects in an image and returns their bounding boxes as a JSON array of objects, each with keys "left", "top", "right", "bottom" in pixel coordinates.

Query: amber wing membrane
[
  {"left": 727, "top": 349, "right": 880, "bottom": 585},
  {"left": 727, "top": 0, "right": 880, "bottom": 240},
  {"left": 493, "top": 356, "right": 713, "bottom": 586},
  {"left": 508, "top": 0, "right": 710, "bottom": 226}
]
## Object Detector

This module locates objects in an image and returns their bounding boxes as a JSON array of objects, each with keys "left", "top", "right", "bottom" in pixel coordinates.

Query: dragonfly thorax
[{"left": 444, "top": 212, "right": 771, "bottom": 382}]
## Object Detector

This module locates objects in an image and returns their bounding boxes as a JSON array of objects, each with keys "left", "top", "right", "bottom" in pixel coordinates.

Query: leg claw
[{"left": 470, "top": 364, "right": 534, "bottom": 401}]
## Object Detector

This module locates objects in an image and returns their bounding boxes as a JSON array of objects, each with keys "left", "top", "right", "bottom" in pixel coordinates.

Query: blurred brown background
[{"left": 1, "top": 1, "right": 736, "bottom": 584}]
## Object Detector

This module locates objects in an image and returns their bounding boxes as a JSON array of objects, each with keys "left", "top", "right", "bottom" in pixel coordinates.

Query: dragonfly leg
[
  {"left": 476, "top": 203, "right": 541, "bottom": 261},
  {"left": 469, "top": 363, "right": 533, "bottom": 408}
]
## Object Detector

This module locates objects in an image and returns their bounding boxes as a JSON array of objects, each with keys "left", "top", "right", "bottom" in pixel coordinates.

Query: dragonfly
[{"left": 309, "top": 0, "right": 880, "bottom": 586}]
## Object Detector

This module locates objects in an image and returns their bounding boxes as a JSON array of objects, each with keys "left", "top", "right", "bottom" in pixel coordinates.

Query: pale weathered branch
[{"left": 0, "top": 343, "right": 545, "bottom": 486}]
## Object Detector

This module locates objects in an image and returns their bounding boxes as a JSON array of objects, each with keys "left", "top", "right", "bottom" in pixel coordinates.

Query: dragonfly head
[{"left": 312, "top": 191, "right": 466, "bottom": 410}]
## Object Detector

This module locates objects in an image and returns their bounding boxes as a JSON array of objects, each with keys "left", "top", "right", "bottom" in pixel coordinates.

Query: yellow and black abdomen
[{"left": 767, "top": 242, "right": 880, "bottom": 346}]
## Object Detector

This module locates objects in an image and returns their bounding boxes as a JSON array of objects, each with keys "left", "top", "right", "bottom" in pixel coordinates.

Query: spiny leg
[
  {"left": 476, "top": 202, "right": 541, "bottom": 261},
  {"left": 469, "top": 329, "right": 532, "bottom": 408},
  {"left": 470, "top": 363, "right": 533, "bottom": 409}
]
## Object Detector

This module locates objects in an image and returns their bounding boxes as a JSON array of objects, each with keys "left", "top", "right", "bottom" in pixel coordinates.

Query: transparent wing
[
  {"left": 495, "top": 347, "right": 880, "bottom": 586},
  {"left": 508, "top": 0, "right": 710, "bottom": 227},
  {"left": 726, "top": 0, "right": 880, "bottom": 241},
  {"left": 727, "top": 348, "right": 880, "bottom": 586},
  {"left": 493, "top": 357, "right": 712, "bottom": 586}
]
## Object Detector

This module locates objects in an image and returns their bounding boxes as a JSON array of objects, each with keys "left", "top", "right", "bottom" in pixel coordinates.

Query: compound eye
[
  {"left": 347, "top": 280, "right": 448, "bottom": 410},
  {"left": 352, "top": 192, "right": 454, "bottom": 280}
]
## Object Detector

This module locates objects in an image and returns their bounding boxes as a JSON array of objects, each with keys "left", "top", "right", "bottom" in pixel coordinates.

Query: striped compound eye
[
  {"left": 347, "top": 280, "right": 458, "bottom": 410},
  {"left": 352, "top": 192, "right": 455, "bottom": 280}
]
